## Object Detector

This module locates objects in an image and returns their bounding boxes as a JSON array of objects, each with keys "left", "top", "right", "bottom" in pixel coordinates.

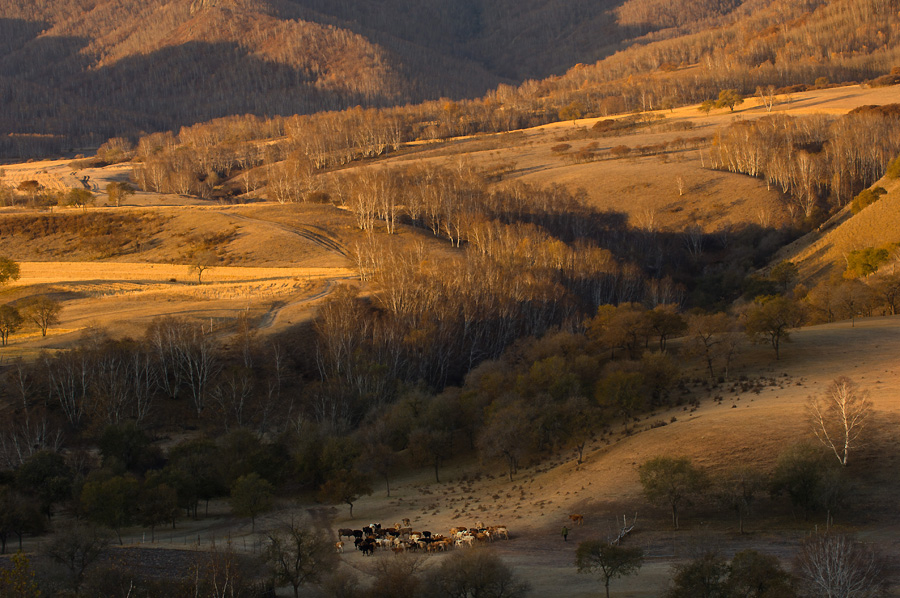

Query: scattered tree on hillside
[
  {"left": 686, "top": 312, "right": 741, "bottom": 380},
  {"left": 770, "top": 261, "right": 799, "bottom": 295},
  {"left": 596, "top": 370, "right": 645, "bottom": 433},
  {"left": 477, "top": 399, "right": 537, "bottom": 481},
  {"left": 366, "top": 553, "right": 427, "bottom": 598},
  {"left": 189, "top": 251, "right": 217, "bottom": 284},
  {"left": 0, "top": 304, "right": 23, "bottom": 346},
  {"left": 845, "top": 247, "right": 892, "bottom": 281},
  {"left": 229, "top": 472, "right": 274, "bottom": 531},
  {"left": 21, "top": 295, "right": 61, "bottom": 337},
  {"left": 105, "top": 182, "right": 135, "bottom": 207},
  {"left": 576, "top": 541, "right": 644, "bottom": 598},
  {"left": 65, "top": 188, "right": 95, "bottom": 211},
  {"left": 138, "top": 481, "right": 179, "bottom": 542},
  {"left": 560, "top": 396, "right": 602, "bottom": 465},
  {"left": 729, "top": 549, "right": 795, "bottom": 598},
  {"left": 744, "top": 295, "right": 806, "bottom": 359},
  {"left": 0, "top": 486, "right": 44, "bottom": 553},
  {"left": 850, "top": 186, "right": 887, "bottom": 214},
  {"left": 425, "top": 549, "right": 530, "bottom": 598},
  {"left": 664, "top": 551, "right": 731, "bottom": 598},
  {"left": 559, "top": 101, "right": 584, "bottom": 122},
  {"left": 79, "top": 473, "right": 141, "bottom": 544},
  {"left": 698, "top": 100, "right": 716, "bottom": 115},
  {"left": 264, "top": 519, "right": 338, "bottom": 598},
  {"left": 0, "top": 257, "right": 20, "bottom": 285},
  {"left": 714, "top": 466, "right": 766, "bottom": 534},
  {"left": 809, "top": 377, "right": 871, "bottom": 467},
  {"left": 770, "top": 443, "right": 848, "bottom": 523},
  {"left": 647, "top": 305, "right": 687, "bottom": 352},
  {"left": 638, "top": 456, "right": 708, "bottom": 530},
  {"left": 715, "top": 89, "right": 744, "bottom": 112},
  {"left": 16, "top": 181, "right": 41, "bottom": 204},
  {"left": 755, "top": 85, "right": 778, "bottom": 112},
  {"left": 317, "top": 468, "right": 372, "bottom": 519},
  {"left": 409, "top": 426, "right": 453, "bottom": 484},
  {"left": 96, "top": 137, "right": 134, "bottom": 164},
  {"left": 42, "top": 522, "right": 111, "bottom": 593},
  {"left": 15, "top": 450, "right": 73, "bottom": 521},
  {"left": 874, "top": 273, "right": 900, "bottom": 315}
]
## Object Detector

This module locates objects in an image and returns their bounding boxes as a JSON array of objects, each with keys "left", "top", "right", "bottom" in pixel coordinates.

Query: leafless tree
[
  {"left": 22, "top": 296, "right": 61, "bottom": 337},
  {"left": 794, "top": 534, "right": 885, "bottom": 598},
  {"left": 809, "top": 377, "right": 871, "bottom": 467},
  {"left": 0, "top": 408, "right": 64, "bottom": 469},
  {"left": 755, "top": 85, "right": 777, "bottom": 112}
]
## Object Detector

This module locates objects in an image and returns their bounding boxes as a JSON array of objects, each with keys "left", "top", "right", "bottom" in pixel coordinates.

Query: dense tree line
[{"left": 709, "top": 109, "right": 900, "bottom": 220}]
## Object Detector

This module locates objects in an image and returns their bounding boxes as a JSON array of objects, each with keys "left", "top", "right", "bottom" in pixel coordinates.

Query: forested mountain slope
[{"left": 1, "top": 0, "right": 898, "bottom": 158}]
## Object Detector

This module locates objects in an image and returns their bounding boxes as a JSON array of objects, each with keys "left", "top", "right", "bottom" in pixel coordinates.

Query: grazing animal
[
  {"left": 402, "top": 518, "right": 411, "bottom": 527},
  {"left": 335, "top": 541, "right": 344, "bottom": 553},
  {"left": 352, "top": 529, "right": 364, "bottom": 539},
  {"left": 456, "top": 534, "right": 475, "bottom": 547},
  {"left": 359, "top": 540, "right": 376, "bottom": 556},
  {"left": 338, "top": 528, "right": 355, "bottom": 540},
  {"left": 569, "top": 514, "right": 584, "bottom": 526}
]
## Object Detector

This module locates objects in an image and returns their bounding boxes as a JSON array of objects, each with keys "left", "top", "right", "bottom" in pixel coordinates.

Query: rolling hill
[{"left": 4, "top": 0, "right": 898, "bottom": 158}]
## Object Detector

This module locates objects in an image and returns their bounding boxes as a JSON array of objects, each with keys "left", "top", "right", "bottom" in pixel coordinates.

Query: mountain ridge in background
[{"left": 1, "top": 0, "right": 898, "bottom": 157}]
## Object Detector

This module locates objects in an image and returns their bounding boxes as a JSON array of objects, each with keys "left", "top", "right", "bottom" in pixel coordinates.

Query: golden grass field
[{"left": 3, "top": 84, "right": 900, "bottom": 595}]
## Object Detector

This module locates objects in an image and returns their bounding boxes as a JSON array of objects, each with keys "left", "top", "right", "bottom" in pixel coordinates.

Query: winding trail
[
  {"left": 226, "top": 212, "right": 350, "bottom": 257},
  {"left": 255, "top": 274, "right": 358, "bottom": 331},
  {"left": 222, "top": 211, "right": 358, "bottom": 330}
]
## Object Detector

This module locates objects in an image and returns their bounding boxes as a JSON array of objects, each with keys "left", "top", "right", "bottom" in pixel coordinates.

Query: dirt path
[{"left": 226, "top": 212, "right": 350, "bottom": 258}]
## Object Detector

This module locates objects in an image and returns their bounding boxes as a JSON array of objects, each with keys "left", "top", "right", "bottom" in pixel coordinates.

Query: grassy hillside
[{"left": 779, "top": 175, "right": 900, "bottom": 285}]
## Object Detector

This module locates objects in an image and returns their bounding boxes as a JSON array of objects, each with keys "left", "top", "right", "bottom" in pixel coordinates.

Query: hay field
[{"left": 0, "top": 261, "right": 356, "bottom": 354}]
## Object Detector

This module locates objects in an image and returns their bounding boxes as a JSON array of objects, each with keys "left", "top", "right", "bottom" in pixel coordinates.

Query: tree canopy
[
  {"left": 0, "top": 257, "right": 20, "bottom": 285},
  {"left": 639, "top": 456, "right": 708, "bottom": 530}
]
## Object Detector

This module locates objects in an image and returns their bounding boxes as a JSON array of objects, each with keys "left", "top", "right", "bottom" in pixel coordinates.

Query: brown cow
[{"left": 569, "top": 514, "right": 584, "bottom": 526}]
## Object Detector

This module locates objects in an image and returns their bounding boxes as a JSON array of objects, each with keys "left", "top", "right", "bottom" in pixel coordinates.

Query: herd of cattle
[{"left": 335, "top": 519, "right": 510, "bottom": 556}]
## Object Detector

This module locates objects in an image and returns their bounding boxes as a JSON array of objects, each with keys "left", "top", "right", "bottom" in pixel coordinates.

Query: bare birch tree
[
  {"left": 794, "top": 534, "right": 884, "bottom": 598},
  {"left": 809, "top": 377, "right": 871, "bottom": 467}
]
